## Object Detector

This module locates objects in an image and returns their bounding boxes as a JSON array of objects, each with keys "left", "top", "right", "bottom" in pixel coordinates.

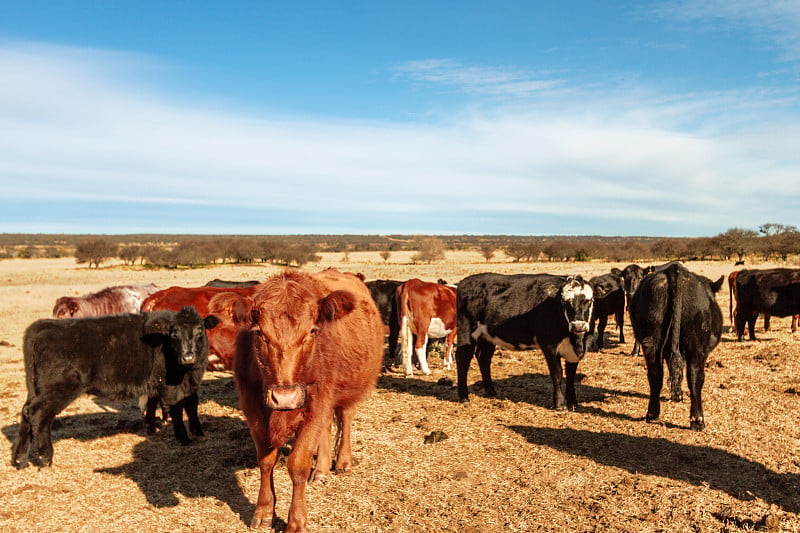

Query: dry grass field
[{"left": 1, "top": 254, "right": 798, "bottom": 532}]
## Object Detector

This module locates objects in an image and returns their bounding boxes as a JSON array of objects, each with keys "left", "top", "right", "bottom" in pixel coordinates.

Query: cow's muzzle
[
  {"left": 569, "top": 320, "right": 590, "bottom": 335},
  {"left": 265, "top": 384, "right": 308, "bottom": 411},
  {"left": 180, "top": 353, "right": 197, "bottom": 365}
]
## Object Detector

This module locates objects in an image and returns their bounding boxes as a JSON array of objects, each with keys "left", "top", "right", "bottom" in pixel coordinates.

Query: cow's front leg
[
  {"left": 286, "top": 419, "right": 325, "bottom": 533},
  {"left": 564, "top": 361, "right": 579, "bottom": 410},
  {"left": 184, "top": 392, "right": 204, "bottom": 437},
  {"left": 251, "top": 444, "right": 279, "bottom": 530},
  {"left": 168, "top": 401, "right": 191, "bottom": 445},
  {"left": 543, "top": 347, "right": 566, "bottom": 410}
]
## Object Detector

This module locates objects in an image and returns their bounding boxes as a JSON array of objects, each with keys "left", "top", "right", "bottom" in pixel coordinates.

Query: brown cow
[
  {"left": 53, "top": 283, "right": 159, "bottom": 318},
  {"left": 396, "top": 278, "right": 457, "bottom": 376},
  {"left": 212, "top": 269, "right": 383, "bottom": 532},
  {"left": 141, "top": 285, "right": 258, "bottom": 371}
]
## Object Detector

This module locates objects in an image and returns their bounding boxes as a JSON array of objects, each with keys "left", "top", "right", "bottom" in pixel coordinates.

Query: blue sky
[{"left": 1, "top": 1, "right": 799, "bottom": 236}]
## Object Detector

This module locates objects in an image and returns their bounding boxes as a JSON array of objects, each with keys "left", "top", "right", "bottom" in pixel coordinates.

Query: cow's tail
[{"left": 664, "top": 264, "right": 685, "bottom": 401}]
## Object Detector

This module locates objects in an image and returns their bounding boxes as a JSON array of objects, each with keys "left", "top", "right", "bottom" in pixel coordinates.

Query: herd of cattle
[{"left": 10, "top": 264, "right": 800, "bottom": 531}]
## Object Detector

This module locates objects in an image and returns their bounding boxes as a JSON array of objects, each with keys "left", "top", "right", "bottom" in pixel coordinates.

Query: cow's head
[
  {"left": 621, "top": 264, "right": 653, "bottom": 310},
  {"left": 219, "top": 272, "right": 357, "bottom": 411},
  {"left": 52, "top": 297, "right": 79, "bottom": 319},
  {"left": 144, "top": 306, "right": 219, "bottom": 366},
  {"left": 559, "top": 276, "right": 594, "bottom": 362}
]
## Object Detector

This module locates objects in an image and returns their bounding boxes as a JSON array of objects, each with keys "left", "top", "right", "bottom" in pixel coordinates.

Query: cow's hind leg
[
  {"left": 475, "top": 338, "right": 497, "bottom": 397},
  {"left": 415, "top": 334, "right": 432, "bottom": 375},
  {"left": 12, "top": 399, "right": 33, "bottom": 469},
  {"left": 686, "top": 358, "right": 706, "bottom": 431},
  {"left": 455, "top": 343, "right": 476, "bottom": 402},
  {"left": 28, "top": 387, "right": 80, "bottom": 467},
  {"left": 333, "top": 405, "right": 356, "bottom": 473},
  {"left": 643, "top": 342, "right": 664, "bottom": 422}
]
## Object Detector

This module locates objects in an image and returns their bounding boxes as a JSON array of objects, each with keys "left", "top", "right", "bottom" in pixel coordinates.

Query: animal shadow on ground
[
  {"left": 379, "top": 371, "right": 648, "bottom": 416},
  {"left": 510, "top": 425, "right": 800, "bottom": 514},
  {"left": 96, "top": 412, "right": 257, "bottom": 525}
]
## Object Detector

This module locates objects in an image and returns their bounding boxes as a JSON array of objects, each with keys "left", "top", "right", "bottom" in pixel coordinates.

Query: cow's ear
[
  {"left": 204, "top": 314, "right": 220, "bottom": 330},
  {"left": 209, "top": 293, "right": 254, "bottom": 328},
  {"left": 610, "top": 268, "right": 622, "bottom": 276},
  {"left": 318, "top": 290, "right": 356, "bottom": 324},
  {"left": 710, "top": 275, "right": 724, "bottom": 293}
]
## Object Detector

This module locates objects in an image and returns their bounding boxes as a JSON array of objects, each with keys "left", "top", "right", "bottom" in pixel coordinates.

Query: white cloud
[
  {"left": 650, "top": 0, "right": 800, "bottom": 60},
  {"left": 391, "top": 59, "right": 565, "bottom": 97},
  {"left": 1, "top": 42, "right": 799, "bottom": 235}
]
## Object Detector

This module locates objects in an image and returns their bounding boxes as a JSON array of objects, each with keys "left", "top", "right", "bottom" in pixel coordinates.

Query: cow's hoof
[
  {"left": 459, "top": 397, "right": 470, "bottom": 404},
  {"left": 690, "top": 418, "right": 705, "bottom": 431},
  {"left": 554, "top": 404, "right": 567, "bottom": 412},
  {"left": 12, "top": 458, "right": 28, "bottom": 470},
  {"left": 670, "top": 394, "right": 683, "bottom": 403}
]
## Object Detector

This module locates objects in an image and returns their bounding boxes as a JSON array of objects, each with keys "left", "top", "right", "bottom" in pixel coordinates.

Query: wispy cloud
[
  {"left": 649, "top": 0, "right": 800, "bottom": 61},
  {"left": 1, "top": 42, "right": 799, "bottom": 235},
  {"left": 391, "top": 59, "right": 565, "bottom": 97}
]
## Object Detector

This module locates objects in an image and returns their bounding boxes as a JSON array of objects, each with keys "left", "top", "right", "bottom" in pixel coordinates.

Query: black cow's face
[
  {"left": 145, "top": 307, "right": 218, "bottom": 366},
  {"left": 560, "top": 277, "right": 594, "bottom": 361}
]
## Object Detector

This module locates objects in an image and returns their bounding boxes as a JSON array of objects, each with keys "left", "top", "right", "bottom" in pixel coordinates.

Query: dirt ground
[{"left": 0, "top": 254, "right": 798, "bottom": 532}]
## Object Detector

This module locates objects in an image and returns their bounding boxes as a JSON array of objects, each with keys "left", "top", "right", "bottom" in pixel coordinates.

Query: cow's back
[
  {"left": 457, "top": 272, "right": 564, "bottom": 345},
  {"left": 313, "top": 270, "right": 384, "bottom": 398},
  {"left": 23, "top": 314, "right": 159, "bottom": 399}
]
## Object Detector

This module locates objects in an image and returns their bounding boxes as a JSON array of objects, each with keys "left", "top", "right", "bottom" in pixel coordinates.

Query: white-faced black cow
[
  {"left": 588, "top": 270, "right": 625, "bottom": 351},
  {"left": 454, "top": 273, "right": 594, "bottom": 410},
  {"left": 12, "top": 307, "right": 218, "bottom": 469},
  {"left": 630, "top": 262, "right": 723, "bottom": 430},
  {"left": 732, "top": 268, "right": 800, "bottom": 341},
  {"left": 366, "top": 279, "right": 403, "bottom": 367}
]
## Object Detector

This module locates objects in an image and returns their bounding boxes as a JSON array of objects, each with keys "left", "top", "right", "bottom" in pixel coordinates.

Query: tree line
[{"left": 1, "top": 224, "right": 798, "bottom": 268}]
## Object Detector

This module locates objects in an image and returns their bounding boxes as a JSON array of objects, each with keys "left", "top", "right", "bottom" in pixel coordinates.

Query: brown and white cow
[
  {"left": 53, "top": 283, "right": 159, "bottom": 318},
  {"left": 395, "top": 278, "right": 457, "bottom": 376},
  {"left": 212, "top": 269, "right": 383, "bottom": 532}
]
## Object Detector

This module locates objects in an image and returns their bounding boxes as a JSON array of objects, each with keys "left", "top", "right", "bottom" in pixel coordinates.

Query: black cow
[
  {"left": 366, "top": 279, "right": 403, "bottom": 367},
  {"left": 12, "top": 307, "right": 218, "bottom": 469},
  {"left": 620, "top": 264, "right": 653, "bottom": 356},
  {"left": 630, "top": 262, "right": 723, "bottom": 430},
  {"left": 732, "top": 268, "right": 800, "bottom": 341},
  {"left": 204, "top": 279, "right": 260, "bottom": 288},
  {"left": 588, "top": 270, "right": 625, "bottom": 351},
  {"left": 454, "top": 273, "right": 594, "bottom": 410}
]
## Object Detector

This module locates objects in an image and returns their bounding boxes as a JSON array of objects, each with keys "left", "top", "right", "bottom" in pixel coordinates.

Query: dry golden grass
[{"left": 1, "top": 255, "right": 799, "bottom": 532}]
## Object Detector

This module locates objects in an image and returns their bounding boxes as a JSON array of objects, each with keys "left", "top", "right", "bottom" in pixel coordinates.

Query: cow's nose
[
  {"left": 570, "top": 320, "right": 590, "bottom": 334},
  {"left": 266, "top": 384, "right": 307, "bottom": 411}
]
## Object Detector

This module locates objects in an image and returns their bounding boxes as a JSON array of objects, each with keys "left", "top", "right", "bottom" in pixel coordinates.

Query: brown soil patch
[{"left": 1, "top": 257, "right": 798, "bottom": 532}]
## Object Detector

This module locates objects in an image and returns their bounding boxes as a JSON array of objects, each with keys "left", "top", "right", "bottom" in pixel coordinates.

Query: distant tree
[
  {"left": 649, "top": 238, "right": 686, "bottom": 260},
  {"left": 758, "top": 223, "right": 800, "bottom": 260},
  {"left": 75, "top": 239, "right": 118, "bottom": 268},
  {"left": 411, "top": 236, "right": 446, "bottom": 264},
  {"left": 380, "top": 251, "right": 391, "bottom": 262},
  {"left": 118, "top": 245, "right": 141, "bottom": 265},
  {"left": 543, "top": 240, "right": 572, "bottom": 262},
  {"left": 715, "top": 228, "right": 758, "bottom": 262},
  {"left": 479, "top": 243, "right": 496, "bottom": 262}
]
